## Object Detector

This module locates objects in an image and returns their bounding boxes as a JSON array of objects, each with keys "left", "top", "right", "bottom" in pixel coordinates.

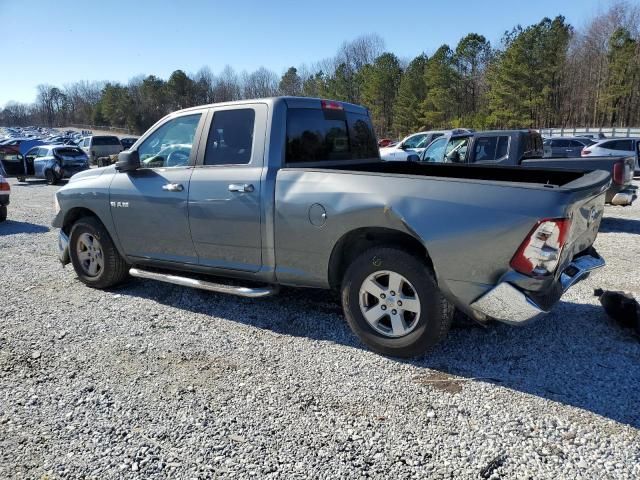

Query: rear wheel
[
  {"left": 69, "top": 217, "right": 129, "bottom": 289},
  {"left": 45, "top": 169, "right": 59, "bottom": 185},
  {"left": 341, "top": 246, "right": 453, "bottom": 358},
  {"left": 0, "top": 205, "right": 7, "bottom": 222}
]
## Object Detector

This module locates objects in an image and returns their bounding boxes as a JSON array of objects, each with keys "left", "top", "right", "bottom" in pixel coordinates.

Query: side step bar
[{"left": 129, "top": 267, "right": 278, "bottom": 298}]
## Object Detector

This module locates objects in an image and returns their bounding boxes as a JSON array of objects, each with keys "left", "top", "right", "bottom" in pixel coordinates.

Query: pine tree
[
  {"left": 279, "top": 67, "right": 302, "bottom": 96},
  {"left": 421, "top": 45, "right": 457, "bottom": 128},
  {"left": 393, "top": 54, "right": 428, "bottom": 136},
  {"left": 360, "top": 53, "right": 402, "bottom": 135}
]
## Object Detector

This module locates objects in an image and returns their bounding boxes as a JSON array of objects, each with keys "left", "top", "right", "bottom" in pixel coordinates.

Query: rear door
[
  {"left": 188, "top": 104, "right": 267, "bottom": 272},
  {"left": 0, "top": 149, "right": 26, "bottom": 177},
  {"left": 109, "top": 111, "right": 206, "bottom": 264}
]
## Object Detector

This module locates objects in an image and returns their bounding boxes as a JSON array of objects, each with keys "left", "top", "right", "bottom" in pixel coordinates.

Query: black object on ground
[{"left": 594, "top": 288, "right": 640, "bottom": 335}]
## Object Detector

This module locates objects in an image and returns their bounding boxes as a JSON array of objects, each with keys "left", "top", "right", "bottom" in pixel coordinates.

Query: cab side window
[
  {"left": 137, "top": 114, "right": 202, "bottom": 168},
  {"left": 204, "top": 109, "right": 255, "bottom": 166},
  {"left": 474, "top": 136, "right": 509, "bottom": 162},
  {"left": 421, "top": 137, "right": 448, "bottom": 163}
]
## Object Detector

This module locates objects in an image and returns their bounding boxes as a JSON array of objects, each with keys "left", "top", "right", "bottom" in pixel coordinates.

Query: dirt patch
[{"left": 415, "top": 371, "right": 465, "bottom": 394}]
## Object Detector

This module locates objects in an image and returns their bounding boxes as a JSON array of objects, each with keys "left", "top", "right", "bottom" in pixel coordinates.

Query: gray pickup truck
[
  {"left": 53, "top": 98, "right": 608, "bottom": 357},
  {"left": 419, "top": 130, "right": 637, "bottom": 206}
]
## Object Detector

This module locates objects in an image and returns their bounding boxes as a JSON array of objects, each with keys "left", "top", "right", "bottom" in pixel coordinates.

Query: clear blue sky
[{"left": 0, "top": 0, "right": 619, "bottom": 106}]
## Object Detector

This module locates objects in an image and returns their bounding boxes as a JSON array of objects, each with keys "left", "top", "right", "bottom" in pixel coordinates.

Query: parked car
[
  {"left": 0, "top": 173, "right": 9, "bottom": 222},
  {"left": 543, "top": 137, "right": 595, "bottom": 158},
  {"left": 419, "top": 130, "right": 637, "bottom": 206},
  {"left": 53, "top": 97, "right": 608, "bottom": 358},
  {"left": 0, "top": 138, "right": 45, "bottom": 155},
  {"left": 582, "top": 137, "right": 640, "bottom": 175},
  {"left": 380, "top": 129, "right": 472, "bottom": 161},
  {"left": 3, "top": 145, "right": 90, "bottom": 185},
  {"left": 578, "top": 133, "right": 607, "bottom": 140},
  {"left": 120, "top": 137, "right": 139, "bottom": 150},
  {"left": 377, "top": 138, "right": 394, "bottom": 148},
  {"left": 79, "top": 135, "right": 123, "bottom": 165}
]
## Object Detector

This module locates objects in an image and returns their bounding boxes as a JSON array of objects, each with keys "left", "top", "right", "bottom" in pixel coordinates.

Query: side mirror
[
  {"left": 115, "top": 150, "right": 140, "bottom": 172},
  {"left": 406, "top": 154, "right": 420, "bottom": 163},
  {"left": 398, "top": 143, "right": 407, "bottom": 150}
]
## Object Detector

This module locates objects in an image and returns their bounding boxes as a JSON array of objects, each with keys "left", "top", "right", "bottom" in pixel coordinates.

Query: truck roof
[{"left": 176, "top": 96, "right": 370, "bottom": 116}]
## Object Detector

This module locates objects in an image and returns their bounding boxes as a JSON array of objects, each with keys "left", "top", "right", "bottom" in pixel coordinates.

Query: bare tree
[{"left": 241, "top": 67, "right": 279, "bottom": 99}]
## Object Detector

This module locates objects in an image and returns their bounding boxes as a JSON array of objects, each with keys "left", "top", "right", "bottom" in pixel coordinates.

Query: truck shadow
[
  {"left": 120, "top": 281, "right": 640, "bottom": 428},
  {"left": 599, "top": 216, "right": 640, "bottom": 234},
  {"left": 0, "top": 220, "right": 50, "bottom": 235}
]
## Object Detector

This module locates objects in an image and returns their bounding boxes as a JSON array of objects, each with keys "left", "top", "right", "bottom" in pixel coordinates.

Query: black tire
[
  {"left": 341, "top": 246, "right": 453, "bottom": 358},
  {"left": 69, "top": 216, "right": 129, "bottom": 289},
  {"left": 45, "top": 169, "right": 59, "bottom": 185},
  {"left": 0, "top": 205, "right": 7, "bottom": 222}
]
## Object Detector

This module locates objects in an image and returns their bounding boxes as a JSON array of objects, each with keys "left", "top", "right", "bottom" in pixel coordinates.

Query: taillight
[
  {"left": 0, "top": 180, "right": 9, "bottom": 192},
  {"left": 582, "top": 148, "right": 591, "bottom": 156},
  {"left": 321, "top": 100, "right": 343, "bottom": 111},
  {"left": 612, "top": 161, "right": 628, "bottom": 185},
  {"left": 510, "top": 219, "right": 571, "bottom": 277}
]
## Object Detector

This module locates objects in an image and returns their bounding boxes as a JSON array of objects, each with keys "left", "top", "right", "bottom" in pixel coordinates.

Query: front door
[
  {"left": 109, "top": 112, "right": 205, "bottom": 264},
  {"left": 188, "top": 104, "right": 267, "bottom": 272}
]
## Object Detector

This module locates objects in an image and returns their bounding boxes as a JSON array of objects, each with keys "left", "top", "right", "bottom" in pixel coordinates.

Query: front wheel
[
  {"left": 69, "top": 217, "right": 129, "bottom": 289},
  {"left": 341, "top": 247, "right": 453, "bottom": 358}
]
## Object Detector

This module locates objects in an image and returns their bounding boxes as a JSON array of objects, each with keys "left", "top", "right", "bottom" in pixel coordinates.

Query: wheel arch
[
  {"left": 328, "top": 227, "right": 436, "bottom": 290},
  {"left": 61, "top": 207, "right": 101, "bottom": 234}
]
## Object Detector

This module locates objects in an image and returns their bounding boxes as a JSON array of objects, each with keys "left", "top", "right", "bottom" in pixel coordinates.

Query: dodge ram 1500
[{"left": 53, "top": 98, "right": 608, "bottom": 357}]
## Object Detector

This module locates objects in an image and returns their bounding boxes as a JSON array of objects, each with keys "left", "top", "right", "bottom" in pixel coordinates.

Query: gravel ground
[{"left": 1, "top": 178, "right": 639, "bottom": 479}]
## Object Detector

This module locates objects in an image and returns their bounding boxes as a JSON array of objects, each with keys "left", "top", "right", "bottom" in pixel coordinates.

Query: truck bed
[{"left": 322, "top": 161, "right": 610, "bottom": 190}]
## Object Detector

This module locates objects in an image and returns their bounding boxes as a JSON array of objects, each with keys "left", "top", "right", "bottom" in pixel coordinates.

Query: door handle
[
  {"left": 228, "top": 183, "right": 254, "bottom": 193},
  {"left": 162, "top": 183, "right": 184, "bottom": 192}
]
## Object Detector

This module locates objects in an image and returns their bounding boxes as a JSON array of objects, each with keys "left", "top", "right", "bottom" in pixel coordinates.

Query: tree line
[{"left": 2, "top": 1, "right": 639, "bottom": 137}]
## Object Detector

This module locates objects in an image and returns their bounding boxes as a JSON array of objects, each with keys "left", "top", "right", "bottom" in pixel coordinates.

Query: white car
[
  {"left": 582, "top": 137, "right": 640, "bottom": 174},
  {"left": 380, "top": 129, "right": 471, "bottom": 161}
]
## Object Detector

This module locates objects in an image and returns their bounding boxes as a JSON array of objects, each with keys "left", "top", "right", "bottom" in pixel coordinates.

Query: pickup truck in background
[
  {"left": 79, "top": 135, "right": 123, "bottom": 166},
  {"left": 419, "top": 130, "right": 637, "bottom": 206},
  {"left": 53, "top": 98, "right": 608, "bottom": 358}
]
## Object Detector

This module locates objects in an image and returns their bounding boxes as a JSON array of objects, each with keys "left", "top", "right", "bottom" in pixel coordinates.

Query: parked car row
[{"left": 415, "top": 129, "right": 637, "bottom": 206}]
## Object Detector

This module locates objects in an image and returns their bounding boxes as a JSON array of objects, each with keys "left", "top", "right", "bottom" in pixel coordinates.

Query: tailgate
[{"left": 560, "top": 170, "right": 610, "bottom": 263}]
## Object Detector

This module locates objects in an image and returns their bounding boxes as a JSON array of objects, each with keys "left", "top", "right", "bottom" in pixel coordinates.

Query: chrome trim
[
  {"left": 610, "top": 190, "right": 637, "bottom": 206},
  {"left": 58, "top": 230, "right": 70, "bottom": 265},
  {"left": 129, "top": 267, "right": 278, "bottom": 298},
  {"left": 559, "top": 254, "right": 606, "bottom": 291},
  {"left": 471, "top": 253, "right": 605, "bottom": 325},
  {"left": 470, "top": 282, "right": 546, "bottom": 325}
]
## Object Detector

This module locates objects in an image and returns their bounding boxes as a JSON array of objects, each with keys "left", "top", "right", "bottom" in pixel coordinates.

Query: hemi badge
[{"left": 110, "top": 201, "right": 129, "bottom": 208}]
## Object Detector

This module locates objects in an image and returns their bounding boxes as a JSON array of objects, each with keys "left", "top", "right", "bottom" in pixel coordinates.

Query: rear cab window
[
  {"left": 54, "top": 147, "right": 87, "bottom": 159},
  {"left": 285, "top": 107, "right": 378, "bottom": 164},
  {"left": 92, "top": 136, "right": 121, "bottom": 146}
]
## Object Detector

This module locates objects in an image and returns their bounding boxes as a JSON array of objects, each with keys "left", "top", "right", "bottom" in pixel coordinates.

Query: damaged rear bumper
[{"left": 470, "top": 252, "right": 605, "bottom": 325}]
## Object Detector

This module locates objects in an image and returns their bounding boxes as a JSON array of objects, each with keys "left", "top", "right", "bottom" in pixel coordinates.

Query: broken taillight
[
  {"left": 612, "top": 160, "right": 629, "bottom": 185},
  {"left": 510, "top": 219, "right": 571, "bottom": 277}
]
